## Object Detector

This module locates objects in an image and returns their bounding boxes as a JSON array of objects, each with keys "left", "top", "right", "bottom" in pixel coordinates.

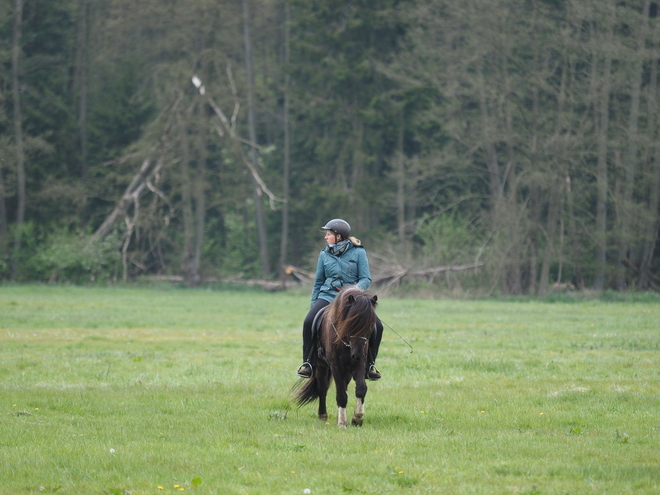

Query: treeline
[{"left": 1, "top": 0, "right": 659, "bottom": 294}]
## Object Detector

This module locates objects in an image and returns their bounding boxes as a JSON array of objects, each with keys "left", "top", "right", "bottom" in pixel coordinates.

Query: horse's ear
[
  {"left": 347, "top": 294, "right": 355, "bottom": 304},
  {"left": 372, "top": 295, "right": 378, "bottom": 305}
]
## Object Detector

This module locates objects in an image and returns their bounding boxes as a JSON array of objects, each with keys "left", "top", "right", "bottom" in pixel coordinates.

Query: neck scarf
[{"left": 328, "top": 239, "right": 350, "bottom": 256}]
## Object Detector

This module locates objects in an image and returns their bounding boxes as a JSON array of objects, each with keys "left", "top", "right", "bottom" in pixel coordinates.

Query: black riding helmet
[{"left": 321, "top": 219, "right": 351, "bottom": 239}]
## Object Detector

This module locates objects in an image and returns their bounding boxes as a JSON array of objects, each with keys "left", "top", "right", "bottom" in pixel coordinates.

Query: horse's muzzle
[{"left": 351, "top": 350, "right": 364, "bottom": 362}]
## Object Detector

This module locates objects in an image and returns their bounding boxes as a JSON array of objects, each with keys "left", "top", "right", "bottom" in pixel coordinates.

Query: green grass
[{"left": 1, "top": 285, "right": 659, "bottom": 494}]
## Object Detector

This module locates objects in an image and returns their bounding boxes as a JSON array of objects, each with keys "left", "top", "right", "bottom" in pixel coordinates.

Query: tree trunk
[
  {"left": 566, "top": 174, "right": 584, "bottom": 289},
  {"left": 525, "top": 0, "right": 540, "bottom": 295},
  {"left": 477, "top": 63, "right": 503, "bottom": 207},
  {"left": 616, "top": 0, "right": 650, "bottom": 289},
  {"left": 526, "top": 19, "right": 541, "bottom": 294},
  {"left": 638, "top": 50, "right": 660, "bottom": 289},
  {"left": 192, "top": 107, "right": 207, "bottom": 284},
  {"left": 0, "top": 162, "right": 7, "bottom": 265},
  {"left": 75, "top": 0, "right": 89, "bottom": 180},
  {"left": 559, "top": 40, "right": 585, "bottom": 289},
  {"left": 501, "top": 34, "right": 522, "bottom": 295},
  {"left": 396, "top": 109, "right": 405, "bottom": 243},
  {"left": 540, "top": 42, "right": 570, "bottom": 296},
  {"left": 11, "top": 0, "right": 25, "bottom": 281},
  {"left": 179, "top": 110, "right": 196, "bottom": 285},
  {"left": 476, "top": 61, "right": 508, "bottom": 292},
  {"left": 527, "top": 185, "right": 540, "bottom": 294},
  {"left": 278, "top": 0, "right": 290, "bottom": 284},
  {"left": 593, "top": 7, "right": 614, "bottom": 291},
  {"left": 539, "top": 177, "right": 560, "bottom": 295},
  {"left": 243, "top": 0, "right": 271, "bottom": 278},
  {"left": 349, "top": 116, "right": 365, "bottom": 231}
]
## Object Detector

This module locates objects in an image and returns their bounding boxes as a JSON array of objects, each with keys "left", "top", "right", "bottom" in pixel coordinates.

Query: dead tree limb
[
  {"left": 192, "top": 72, "right": 283, "bottom": 209},
  {"left": 90, "top": 159, "right": 162, "bottom": 243}
]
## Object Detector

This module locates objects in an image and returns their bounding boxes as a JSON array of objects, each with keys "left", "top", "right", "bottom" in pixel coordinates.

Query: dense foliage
[{"left": 1, "top": 0, "right": 659, "bottom": 293}]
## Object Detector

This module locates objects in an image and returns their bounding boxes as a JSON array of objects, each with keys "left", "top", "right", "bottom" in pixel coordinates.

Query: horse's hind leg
[
  {"left": 317, "top": 367, "right": 331, "bottom": 421},
  {"left": 318, "top": 395, "right": 328, "bottom": 422}
]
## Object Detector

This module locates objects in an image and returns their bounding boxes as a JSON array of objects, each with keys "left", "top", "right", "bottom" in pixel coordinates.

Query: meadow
[{"left": 0, "top": 285, "right": 659, "bottom": 494}]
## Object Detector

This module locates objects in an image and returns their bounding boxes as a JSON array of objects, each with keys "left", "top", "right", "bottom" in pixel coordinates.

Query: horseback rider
[{"left": 297, "top": 218, "right": 383, "bottom": 380}]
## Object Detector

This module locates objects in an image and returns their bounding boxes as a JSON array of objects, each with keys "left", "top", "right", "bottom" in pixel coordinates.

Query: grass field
[{"left": 1, "top": 285, "right": 659, "bottom": 494}]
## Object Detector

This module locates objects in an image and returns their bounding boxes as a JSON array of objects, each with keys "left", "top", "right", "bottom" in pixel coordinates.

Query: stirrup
[
  {"left": 297, "top": 362, "right": 313, "bottom": 378},
  {"left": 367, "top": 364, "right": 381, "bottom": 381}
]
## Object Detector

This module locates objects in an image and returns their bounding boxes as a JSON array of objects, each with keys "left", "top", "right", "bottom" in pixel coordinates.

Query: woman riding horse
[
  {"left": 294, "top": 286, "right": 379, "bottom": 428},
  {"left": 297, "top": 218, "right": 383, "bottom": 380}
]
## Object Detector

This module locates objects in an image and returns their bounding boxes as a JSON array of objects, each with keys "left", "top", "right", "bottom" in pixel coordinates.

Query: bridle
[{"left": 331, "top": 320, "right": 369, "bottom": 348}]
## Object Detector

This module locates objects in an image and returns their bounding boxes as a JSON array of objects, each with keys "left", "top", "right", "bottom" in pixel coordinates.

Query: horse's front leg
[
  {"left": 334, "top": 372, "right": 350, "bottom": 429},
  {"left": 352, "top": 367, "right": 368, "bottom": 426}
]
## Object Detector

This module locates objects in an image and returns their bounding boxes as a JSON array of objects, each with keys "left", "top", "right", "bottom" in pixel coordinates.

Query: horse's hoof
[
  {"left": 351, "top": 416, "right": 363, "bottom": 426},
  {"left": 318, "top": 414, "right": 328, "bottom": 421},
  {"left": 338, "top": 423, "right": 347, "bottom": 430}
]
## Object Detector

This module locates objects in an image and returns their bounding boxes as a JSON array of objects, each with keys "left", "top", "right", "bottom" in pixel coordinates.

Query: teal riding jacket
[{"left": 311, "top": 238, "right": 372, "bottom": 306}]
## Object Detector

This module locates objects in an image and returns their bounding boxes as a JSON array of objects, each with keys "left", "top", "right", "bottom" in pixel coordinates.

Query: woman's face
[{"left": 324, "top": 230, "right": 339, "bottom": 245}]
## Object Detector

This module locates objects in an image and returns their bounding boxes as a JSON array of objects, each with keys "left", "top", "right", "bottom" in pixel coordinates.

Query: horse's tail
[{"left": 291, "top": 376, "right": 321, "bottom": 407}]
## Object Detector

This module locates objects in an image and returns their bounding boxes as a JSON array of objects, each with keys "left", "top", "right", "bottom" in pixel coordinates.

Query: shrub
[{"left": 32, "top": 229, "right": 121, "bottom": 283}]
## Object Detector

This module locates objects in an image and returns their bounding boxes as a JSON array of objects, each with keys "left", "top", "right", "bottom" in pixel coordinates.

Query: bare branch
[
  {"left": 194, "top": 72, "right": 284, "bottom": 209},
  {"left": 226, "top": 63, "right": 240, "bottom": 133},
  {"left": 90, "top": 159, "right": 154, "bottom": 242},
  {"left": 89, "top": 158, "right": 164, "bottom": 244}
]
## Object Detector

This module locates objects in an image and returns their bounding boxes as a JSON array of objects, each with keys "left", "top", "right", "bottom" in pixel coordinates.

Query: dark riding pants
[{"left": 302, "top": 299, "right": 383, "bottom": 365}]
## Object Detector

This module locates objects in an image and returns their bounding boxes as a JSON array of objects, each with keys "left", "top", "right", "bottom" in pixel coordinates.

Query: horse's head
[{"left": 329, "top": 287, "right": 378, "bottom": 362}]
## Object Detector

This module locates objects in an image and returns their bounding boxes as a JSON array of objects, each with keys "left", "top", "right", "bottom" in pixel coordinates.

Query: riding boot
[
  {"left": 297, "top": 361, "right": 313, "bottom": 378},
  {"left": 296, "top": 325, "right": 313, "bottom": 378},
  {"left": 302, "top": 323, "right": 313, "bottom": 363},
  {"left": 298, "top": 299, "right": 329, "bottom": 378}
]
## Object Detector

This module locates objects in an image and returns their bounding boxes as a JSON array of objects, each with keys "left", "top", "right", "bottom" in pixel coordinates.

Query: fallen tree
[
  {"left": 282, "top": 261, "right": 485, "bottom": 292},
  {"left": 372, "top": 262, "right": 485, "bottom": 291}
]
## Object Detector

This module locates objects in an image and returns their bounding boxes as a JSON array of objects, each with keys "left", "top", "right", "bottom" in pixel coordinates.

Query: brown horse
[{"left": 293, "top": 286, "right": 378, "bottom": 428}]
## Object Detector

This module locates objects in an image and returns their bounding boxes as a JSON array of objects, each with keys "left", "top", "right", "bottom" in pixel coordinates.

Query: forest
[{"left": 1, "top": 0, "right": 659, "bottom": 295}]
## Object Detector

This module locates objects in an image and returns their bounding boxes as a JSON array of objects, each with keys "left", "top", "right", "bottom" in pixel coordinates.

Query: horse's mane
[{"left": 326, "top": 286, "right": 378, "bottom": 343}]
